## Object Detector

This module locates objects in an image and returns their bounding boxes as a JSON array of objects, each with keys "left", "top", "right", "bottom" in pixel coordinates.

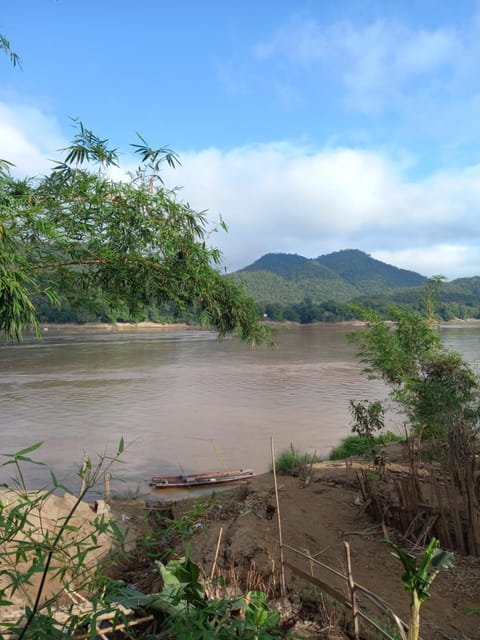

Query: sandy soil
[
  {"left": 39, "top": 321, "right": 197, "bottom": 333},
  {"left": 111, "top": 448, "right": 480, "bottom": 640}
]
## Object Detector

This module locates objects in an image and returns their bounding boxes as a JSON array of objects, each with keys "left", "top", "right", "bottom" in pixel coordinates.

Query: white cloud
[
  {"left": 0, "top": 102, "right": 65, "bottom": 176},
  {"left": 166, "top": 144, "right": 480, "bottom": 279},
  {"left": 373, "top": 246, "right": 476, "bottom": 280},
  {"left": 4, "top": 101, "right": 480, "bottom": 280},
  {"left": 254, "top": 16, "right": 465, "bottom": 114}
]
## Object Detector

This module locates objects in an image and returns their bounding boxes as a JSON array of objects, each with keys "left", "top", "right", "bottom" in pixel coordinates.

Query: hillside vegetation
[
  {"left": 30, "top": 249, "right": 480, "bottom": 325},
  {"left": 229, "top": 249, "right": 480, "bottom": 322}
]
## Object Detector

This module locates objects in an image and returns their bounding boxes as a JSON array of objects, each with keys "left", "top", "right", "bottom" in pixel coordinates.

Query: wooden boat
[{"left": 150, "top": 468, "right": 257, "bottom": 489}]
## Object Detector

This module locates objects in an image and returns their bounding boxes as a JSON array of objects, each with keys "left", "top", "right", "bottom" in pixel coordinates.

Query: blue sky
[{"left": 2, "top": 1, "right": 480, "bottom": 279}]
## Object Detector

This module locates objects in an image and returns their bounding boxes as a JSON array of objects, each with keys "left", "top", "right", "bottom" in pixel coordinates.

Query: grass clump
[
  {"left": 329, "top": 431, "right": 403, "bottom": 461},
  {"left": 274, "top": 446, "right": 321, "bottom": 475}
]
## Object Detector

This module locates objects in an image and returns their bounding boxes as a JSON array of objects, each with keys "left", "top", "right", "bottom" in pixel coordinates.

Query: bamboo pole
[
  {"left": 103, "top": 472, "right": 111, "bottom": 502},
  {"left": 344, "top": 541, "right": 360, "bottom": 640},
  {"left": 270, "top": 436, "right": 286, "bottom": 597},
  {"left": 285, "top": 560, "right": 406, "bottom": 640},
  {"left": 210, "top": 527, "right": 223, "bottom": 580},
  {"left": 286, "top": 558, "right": 408, "bottom": 640},
  {"left": 282, "top": 543, "right": 346, "bottom": 580},
  {"left": 80, "top": 451, "right": 88, "bottom": 495},
  {"left": 74, "top": 615, "right": 154, "bottom": 640}
]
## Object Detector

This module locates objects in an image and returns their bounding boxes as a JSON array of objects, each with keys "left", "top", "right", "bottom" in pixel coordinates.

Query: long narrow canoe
[{"left": 150, "top": 468, "right": 257, "bottom": 489}]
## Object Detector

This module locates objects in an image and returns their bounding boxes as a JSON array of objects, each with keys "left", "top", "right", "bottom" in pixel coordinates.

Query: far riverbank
[{"left": 37, "top": 316, "right": 480, "bottom": 335}]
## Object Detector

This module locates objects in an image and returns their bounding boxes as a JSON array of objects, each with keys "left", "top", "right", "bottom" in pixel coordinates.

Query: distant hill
[
  {"left": 315, "top": 249, "right": 427, "bottom": 293},
  {"left": 230, "top": 249, "right": 427, "bottom": 305}
]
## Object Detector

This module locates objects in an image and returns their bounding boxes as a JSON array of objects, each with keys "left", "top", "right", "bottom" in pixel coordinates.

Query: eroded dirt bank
[{"left": 112, "top": 453, "right": 480, "bottom": 640}]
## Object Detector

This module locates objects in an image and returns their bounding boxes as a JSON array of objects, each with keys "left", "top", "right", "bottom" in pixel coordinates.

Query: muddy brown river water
[{"left": 1, "top": 322, "right": 479, "bottom": 496}]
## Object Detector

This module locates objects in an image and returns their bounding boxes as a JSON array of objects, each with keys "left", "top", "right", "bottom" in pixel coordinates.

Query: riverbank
[
  {"left": 39, "top": 321, "right": 201, "bottom": 333},
  {"left": 111, "top": 445, "right": 480, "bottom": 639},
  {"left": 37, "top": 316, "right": 480, "bottom": 335}
]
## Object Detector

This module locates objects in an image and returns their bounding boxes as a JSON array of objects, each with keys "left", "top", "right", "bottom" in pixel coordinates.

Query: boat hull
[{"left": 150, "top": 468, "right": 256, "bottom": 489}]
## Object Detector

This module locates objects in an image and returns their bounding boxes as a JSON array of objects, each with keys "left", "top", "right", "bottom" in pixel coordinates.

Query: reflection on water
[{"left": 1, "top": 323, "right": 479, "bottom": 495}]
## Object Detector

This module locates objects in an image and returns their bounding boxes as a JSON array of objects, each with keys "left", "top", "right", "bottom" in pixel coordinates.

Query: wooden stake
[
  {"left": 80, "top": 451, "right": 88, "bottom": 495},
  {"left": 271, "top": 436, "right": 286, "bottom": 597},
  {"left": 103, "top": 472, "right": 111, "bottom": 502},
  {"left": 210, "top": 527, "right": 223, "bottom": 580},
  {"left": 344, "top": 541, "right": 360, "bottom": 640}
]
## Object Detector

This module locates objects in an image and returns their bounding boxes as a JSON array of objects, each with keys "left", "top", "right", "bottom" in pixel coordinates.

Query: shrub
[
  {"left": 273, "top": 446, "right": 321, "bottom": 475},
  {"left": 329, "top": 432, "right": 403, "bottom": 461}
]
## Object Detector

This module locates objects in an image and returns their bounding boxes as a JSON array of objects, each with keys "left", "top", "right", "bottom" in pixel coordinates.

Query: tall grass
[
  {"left": 274, "top": 446, "right": 321, "bottom": 475},
  {"left": 329, "top": 431, "right": 403, "bottom": 460}
]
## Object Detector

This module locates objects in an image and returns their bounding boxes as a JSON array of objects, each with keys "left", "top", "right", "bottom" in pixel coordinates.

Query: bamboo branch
[{"left": 270, "top": 436, "right": 286, "bottom": 597}]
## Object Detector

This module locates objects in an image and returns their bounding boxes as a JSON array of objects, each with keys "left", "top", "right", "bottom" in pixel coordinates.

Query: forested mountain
[
  {"left": 315, "top": 249, "right": 426, "bottom": 293},
  {"left": 231, "top": 253, "right": 359, "bottom": 304},
  {"left": 230, "top": 249, "right": 427, "bottom": 304},
  {"left": 229, "top": 250, "right": 480, "bottom": 323}
]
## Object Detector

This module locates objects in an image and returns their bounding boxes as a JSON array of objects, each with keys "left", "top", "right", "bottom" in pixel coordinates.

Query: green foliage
[
  {"left": 410, "top": 349, "right": 480, "bottom": 444},
  {"left": 0, "top": 34, "right": 21, "bottom": 68},
  {"left": 230, "top": 256, "right": 359, "bottom": 307},
  {"left": 388, "top": 537, "right": 454, "bottom": 640},
  {"left": 155, "top": 546, "right": 206, "bottom": 610},
  {"left": 274, "top": 447, "right": 321, "bottom": 475},
  {"left": 231, "top": 250, "right": 426, "bottom": 309},
  {"left": 0, "top": 445, "right": 288, "bottom": 639},
  {"left": 0, "top": 121, "right": 268, "bottom": 344},
  {"left": 348, "top": 306, "right": 440, "bottom": 386},
  {"left": 0, "top": 441, "right": 129, "bottom": 639},
  {"left": 391, "top": 538, "right": 454, "bottom": 603},
  {"left": 348, "top": 304, "right": 480, "bottom": 456},
  {"left": 422, "top": 275, "right": 445, "bottom": 324},
  {"left": 316, "top": 249, "right": 426, "bottom": 293},
  {"left": 229, "top": 251, "right": 480, "bottom": 323},
  {"left": 349, "top": 399, "right": 385, "bottom": 458},
  {"left": 329, "top": 432, "right": 402, "bottom": 460},
  {"left": 113, "top": 550, "right": 286, "bottom": 638},
  {"left": 148, "top": 553, "right": 285, "bottom": 639}
]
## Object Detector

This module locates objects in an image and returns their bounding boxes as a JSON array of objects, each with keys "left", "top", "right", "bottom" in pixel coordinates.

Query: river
[{"left": 1, "top": 322, "right": 479, "bottom": 495}]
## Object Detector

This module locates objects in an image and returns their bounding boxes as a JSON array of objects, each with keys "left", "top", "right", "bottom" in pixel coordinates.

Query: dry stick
[
  {"left": 210, "top": 527, "right": 223, "bottom": 580},
  {"left": 282, "top": 543, "right": 346, "bottom": 580},
  {"left": 80, "top": 451, "right": 88, "bottom": 495},
  {"left": 270, "top": 436, "right": 286, "bottom": 597},
  {"left": 74, "top": 615, "right": 154, "bottom": 640},
  {"left": 304, "top": 547, "right": 315, "bottom": 576},
  {"left": 103, "top": 472, "right": 111, "bottom": 502},
  {"left": 284, "top": 544, "right": 408, "bottom": 640},
  {"left": 344, "top": 541, "right": 360, "bottom": 640}
]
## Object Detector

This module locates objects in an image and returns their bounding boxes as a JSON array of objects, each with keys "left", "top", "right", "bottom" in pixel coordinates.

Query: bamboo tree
[{"left": 0, "top": 122, "right": 268, "bottom": 344}]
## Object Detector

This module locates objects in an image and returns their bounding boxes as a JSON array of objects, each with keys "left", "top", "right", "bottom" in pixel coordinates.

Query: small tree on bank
[{"left": 348, "top": 304, "right": 480, "bottom": 463}]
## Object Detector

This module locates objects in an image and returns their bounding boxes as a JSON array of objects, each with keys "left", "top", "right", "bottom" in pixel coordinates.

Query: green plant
[
  {"left": 389, "top": 537, "right": 454, "bottom": 640},
  {"left": 0, "top": 440, "right": 129, "bottom": 639},
  {"left": 0, "top": 120, "right": 268, "bottom": 344},
  {"left": 348, "top": 303, "right": 480, "bottom": 461},
  {"left": 109, "top": 548, "right": 287, "bottom": 638},
  {"left": 349, "top": 399, "right": 385, "bottom": 459},
  {"left": 273, "top": 445, "right": 321, "bottom": 475},
  {"left": 132, "top": 495, "right": 222, "bottom": 572},
  {"left": 153, "top": 551, "right": 286, "bottom": 638},
  {"left": 329, "top": 432, "right": 402, "bottom": 460},
  {"left": 0, "top": 33, "right": 21, "bottom": 67}
]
